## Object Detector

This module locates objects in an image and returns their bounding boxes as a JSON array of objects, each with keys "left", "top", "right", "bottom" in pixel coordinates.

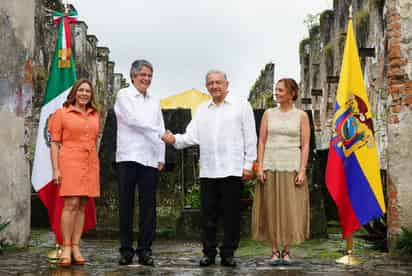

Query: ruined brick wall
[{"left": 386, "top": 0, "right": 412, "bottom": 245}]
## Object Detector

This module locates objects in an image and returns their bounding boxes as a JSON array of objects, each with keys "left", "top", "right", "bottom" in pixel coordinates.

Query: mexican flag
[{"left": 31, "top": 10, "right": 96, "bottom": 244}]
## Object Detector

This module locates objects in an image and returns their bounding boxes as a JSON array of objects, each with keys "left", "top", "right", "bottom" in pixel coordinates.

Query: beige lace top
[{"left": 262, "top": 107, "right": 302, "bottom": 172}]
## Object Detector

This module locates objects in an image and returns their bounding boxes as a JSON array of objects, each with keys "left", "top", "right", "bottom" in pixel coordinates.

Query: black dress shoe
[
  {"left": 221, "top": 256, "right": 236, "bottom": 267},
  {"left": 199, "top": 256, "right": 215, "bottom": 266},
  {"left": 138, "top": 254, "right": 154, "bottom": 266},
  {"left": 118, "top": 255, "right": 133, "bottom": 265}
]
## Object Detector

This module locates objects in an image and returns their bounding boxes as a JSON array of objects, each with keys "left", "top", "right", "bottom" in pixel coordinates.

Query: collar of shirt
[
  {"left": 207, "top": 93, "right": 233, "bottom": 108},
  {"left": 66, "top": 105, "right": 95, "bottom": 115},
  {"left": 128, "top": 85, "right": 151, "bottom": 99}
]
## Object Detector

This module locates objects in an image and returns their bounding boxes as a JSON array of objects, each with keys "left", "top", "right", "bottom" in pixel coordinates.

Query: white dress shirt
[
  {"left": 174, "top": 94, "right": 257, "bottom": 178},
  {"left": 114, "top": 85, "right": 165, "bottom": 168}
]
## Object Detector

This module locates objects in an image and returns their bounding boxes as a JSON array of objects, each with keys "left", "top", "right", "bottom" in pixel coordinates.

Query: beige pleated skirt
[{"left": 251, "top": 170, "right": 310, "bottom": 246}]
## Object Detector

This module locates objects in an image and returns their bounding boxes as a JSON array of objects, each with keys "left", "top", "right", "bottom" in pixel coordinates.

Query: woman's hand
[
  {"left": 53, "top": 169, "right": 61, "bottom": 185},
  {"left": 295, "top": 170, "right": 306, "bottom": 186},
  {"left": 257, "top": 166, "right": 266, "bottom": 184}
]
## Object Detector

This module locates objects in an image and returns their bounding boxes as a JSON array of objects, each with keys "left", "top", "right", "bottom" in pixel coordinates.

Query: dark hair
[
  {"left": 63, "top": 79, "right": 98, "bottom": 111},
  {"left": 277, "top": 78, "right": 299, "bottom": 101}
]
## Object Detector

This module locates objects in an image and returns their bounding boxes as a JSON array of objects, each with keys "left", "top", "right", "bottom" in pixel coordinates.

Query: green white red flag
[{"left": 31, "top": 10, "right": 96, "bottom": 244}]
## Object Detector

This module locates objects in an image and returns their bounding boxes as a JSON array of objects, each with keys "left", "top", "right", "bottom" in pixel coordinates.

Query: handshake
[{"left": 161, "top": 130, "right": 176, "bottom": 144}]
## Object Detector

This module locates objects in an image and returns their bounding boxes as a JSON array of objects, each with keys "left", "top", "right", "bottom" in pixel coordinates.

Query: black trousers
[
  {"left": 117, "top": 161, "right": 158, "bottom": 257},
  {"left": 200, "top": 176, "right": 243, "bottom": 258}
]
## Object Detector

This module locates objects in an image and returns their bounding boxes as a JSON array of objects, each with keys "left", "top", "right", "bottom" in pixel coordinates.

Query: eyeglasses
[
  {"left": 206, "top": 80, "right": 226, "bottom": 86},
  {"left": 134, "top": 73, "right": 152, "bottom": 78}
]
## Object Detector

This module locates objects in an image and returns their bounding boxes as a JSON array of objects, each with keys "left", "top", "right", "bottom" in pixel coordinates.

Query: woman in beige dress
[{"left": 251, "top": 78, "right": 310, "bottom": 265}]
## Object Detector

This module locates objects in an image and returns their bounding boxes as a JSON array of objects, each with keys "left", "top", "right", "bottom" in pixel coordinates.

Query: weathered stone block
[{"left": 0, "top": 111, "right": 30, "bottom": 247}]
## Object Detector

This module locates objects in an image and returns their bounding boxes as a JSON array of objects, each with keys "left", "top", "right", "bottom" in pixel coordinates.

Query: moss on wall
[
  {"left": 309, "top": 24, "right": 321, "bottom": 38},
  {"left": 320, "top": 9, "right": 334, "bottom": 24},
  {"left": 355, "top": 7, "right": 369, "bottom": 43},
  {"left": 299, "top": 38, "right": 311, "bottom": 56}
]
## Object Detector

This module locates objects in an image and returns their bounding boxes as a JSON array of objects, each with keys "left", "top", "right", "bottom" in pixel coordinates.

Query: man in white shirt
[
  {"left": 162, "top": 70, "right": 257, "bottom": 267},
  {"left": 114, "top": 59, "right": 165, "bottom": 266}
]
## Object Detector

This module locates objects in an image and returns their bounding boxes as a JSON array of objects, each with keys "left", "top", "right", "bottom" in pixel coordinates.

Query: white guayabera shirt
[
  {"left": 174, "top": 94, "right": 257, "bottom": 178},
  {"left": 114, "top": 86, "right": 165, "bottom": 168}
]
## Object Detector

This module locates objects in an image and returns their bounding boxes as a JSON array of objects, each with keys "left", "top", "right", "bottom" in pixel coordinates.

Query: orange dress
[{"left": 48, "top": 106, "right": 100, "bottom": 197}]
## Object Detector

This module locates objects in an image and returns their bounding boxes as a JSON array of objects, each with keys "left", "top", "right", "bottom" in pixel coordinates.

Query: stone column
[
  {"left": 96, "top": 46, "right": 110, "bottom": 112},
  {"left": 0, "top": 0, "right": 34, "bottom": 247},
  {"left": 107, "top": 61, "right": 115, "bottom": 108},
  {"left": 86, "top": 34, "right": 98, "bottom": 84},
  {"left": 72, "top": 21, "right": 88, "bottom": 78}
]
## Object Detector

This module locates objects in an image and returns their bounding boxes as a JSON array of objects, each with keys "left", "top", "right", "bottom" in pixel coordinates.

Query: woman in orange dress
[{"left": 48, "top": 79, "right": 100, "bottom": 267}]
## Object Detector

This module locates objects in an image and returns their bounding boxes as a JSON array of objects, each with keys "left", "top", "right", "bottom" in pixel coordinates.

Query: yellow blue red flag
[{"left": 325, "top": 17, "right": 385, "bottom": 238}]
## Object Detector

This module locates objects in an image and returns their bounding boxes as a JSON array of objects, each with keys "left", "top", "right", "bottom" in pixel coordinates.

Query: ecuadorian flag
[{"left": 325, "top": 17, "right": 385, "bottom": 238}]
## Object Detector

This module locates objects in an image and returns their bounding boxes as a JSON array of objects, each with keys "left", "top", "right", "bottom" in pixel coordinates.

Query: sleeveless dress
[{"left": 251, "top": 107, "right": 309, "bottom": 245}]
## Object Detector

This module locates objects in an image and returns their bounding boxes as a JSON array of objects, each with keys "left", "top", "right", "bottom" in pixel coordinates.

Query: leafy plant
[
  {"left": 309, "top": 24, "right": 321, "bottom": 38},
  {"left": 0, "top": 217, "right": 11, "bottom": 254},
  {"left": 303, "top": 12, "right": 320, "bottom": 31},
  {"left": 184, "top": 182, "right": 201, "bottom": 209},
  {"left": 394, "top": 228, "right": 412, "bottom": 256},
  {"left": 242, "top": 163, "right": 258, "bottom": 200}
]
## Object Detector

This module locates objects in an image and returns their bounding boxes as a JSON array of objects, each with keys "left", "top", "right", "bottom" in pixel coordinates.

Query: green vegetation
[
  {"left": 0, "top": 217, "right": 11, "bottom": 254},
  {"left": 184, "top": 182, "right": 200, "bottom": 209},
  {"left": 369, "top": 0, "right": 385, "bottom": 11},
  {"left": 303, "top": 12, "right": 320, "bottom": 31},
  {"left": 242, "top": 178, "right": 256, "bottom": 200},
  {"left": 249, "top": 91, "right": 274, "bottom": 109},
  {"left": 237, "top": 232, "right": 379, "bottom": 260},
  {"left": 394, "top": 228, "right": 412, "bottom": 256},
  {"left": 354, "top": 7, "right": 369, "bottom": 38},
  {"left": 309, "top": 24, "right": 321, "bottom": 38},
  {"left": 237, "top": 239, "right": 270, "bottom": 257},
  {"left": 299, "top": 38, "right": 311, "bottom": 56},
  {"left": 319, "top": 10, "right": 334, "bottom": 25}
]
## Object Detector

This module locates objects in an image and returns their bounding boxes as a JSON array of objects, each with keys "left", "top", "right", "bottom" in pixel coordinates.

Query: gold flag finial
[{"left": 349, "top": 5, "right": 353, "bottom": 19}]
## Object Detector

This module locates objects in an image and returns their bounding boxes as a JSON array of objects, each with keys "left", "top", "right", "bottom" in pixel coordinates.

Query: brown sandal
[
  {"left": 270, "top": 250, "right": 281, "bottom": 265},
  {"left": 71, "top": 244, "right": 85, "bottom": 265},
  {"left": 281, "top": 250, "right": 291, "bottom": 265},
  {"left": 59, "top": 244, "right": 72, "bottom": 267}
]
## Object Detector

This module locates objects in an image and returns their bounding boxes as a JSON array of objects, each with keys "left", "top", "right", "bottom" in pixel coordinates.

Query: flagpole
[
  {"left": 46, "top": 0, "right": 69, "bottom": 263},
  {"left": 336, "top": 234, "right": 361, "bottom": 265},
  {"left": 334, "top": 7, "right": 361, "bottom": 265}
]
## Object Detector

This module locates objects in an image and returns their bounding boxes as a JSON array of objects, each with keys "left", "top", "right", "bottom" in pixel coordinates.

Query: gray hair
[
  {"left": 205, "top": 69, "right": 228, "bottom": 83},
  {"left": 130, "top": 59, "right": 153, "bottom": 80}
]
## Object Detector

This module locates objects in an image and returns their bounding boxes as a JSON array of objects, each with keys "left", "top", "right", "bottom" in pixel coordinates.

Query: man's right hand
[{"left": 162, "top": 130, "right": 176, "bottom": 144}]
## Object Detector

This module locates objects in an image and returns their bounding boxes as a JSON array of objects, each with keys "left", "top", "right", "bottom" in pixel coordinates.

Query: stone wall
[
  {"left": 299, "top": 0, "right": 412, "bottom": 246},
  {"left": 0, "top": 0, "right": 127, "bottom": 246},
  {"left": 248, "top": 63, "right": 275, "bottom": 109},
  {"left": 0, "top": 0, "right": 35, "bottom": 247}
]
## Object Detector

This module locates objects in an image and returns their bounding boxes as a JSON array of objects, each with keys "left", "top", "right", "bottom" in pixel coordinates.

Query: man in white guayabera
[
  {"left": 114, "top": 59, "right": 165, "bottom": 266},
  {"left": 162, "top": 70, "right": 257, "bottom": 267}
]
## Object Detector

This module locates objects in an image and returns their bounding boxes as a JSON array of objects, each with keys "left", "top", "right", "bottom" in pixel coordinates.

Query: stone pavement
[{"left": 1, "top": 230, "right": 411, "bottom": 275}]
